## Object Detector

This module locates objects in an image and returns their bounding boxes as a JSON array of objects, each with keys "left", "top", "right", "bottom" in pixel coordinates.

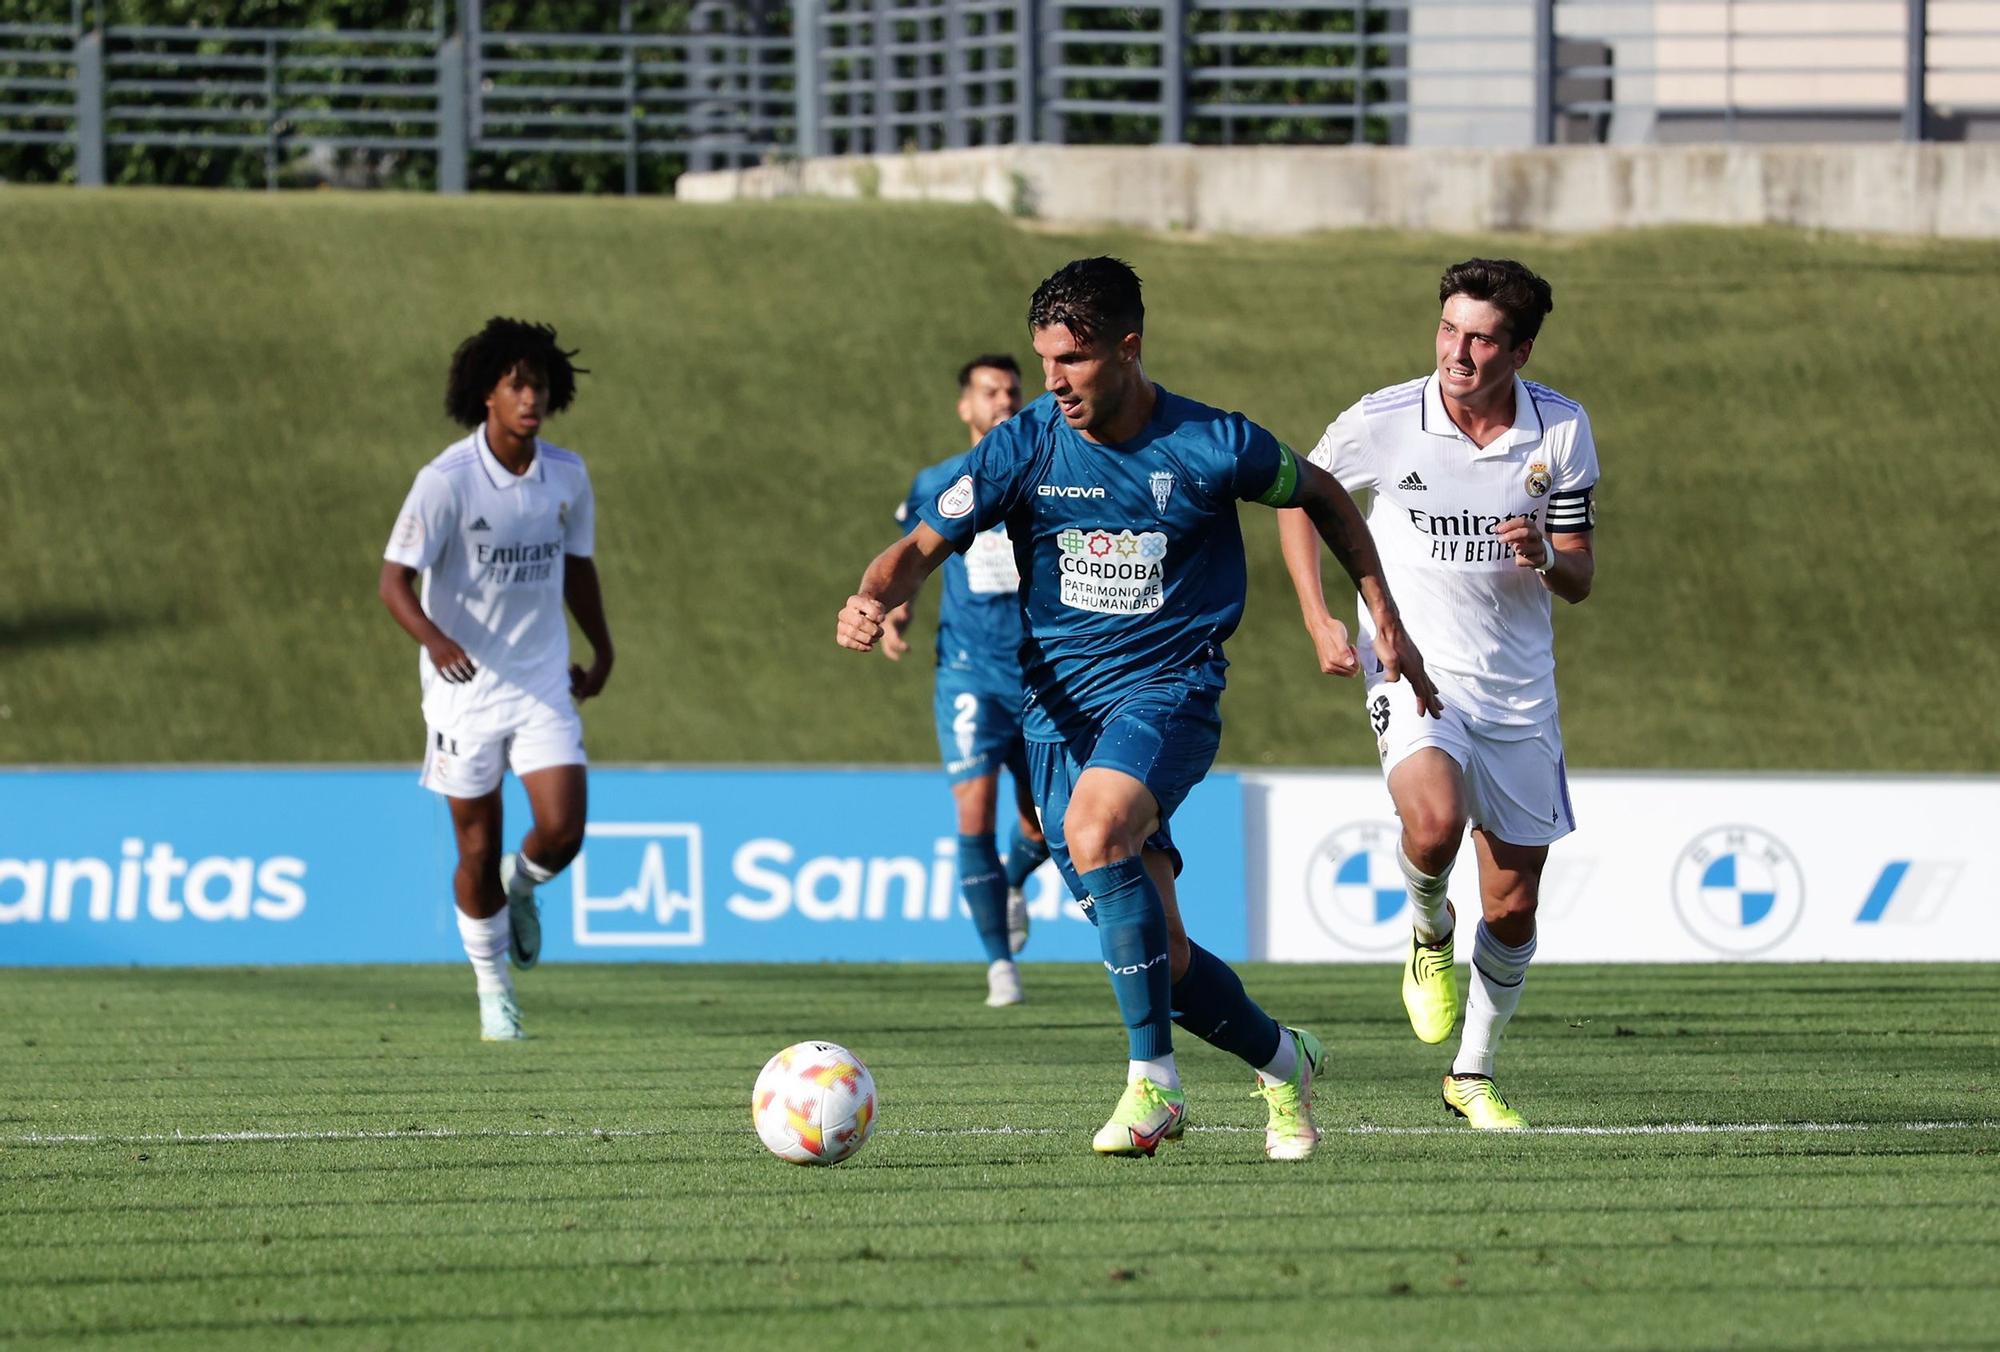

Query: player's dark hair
[
  {"left": 1439, "top": 259, "right": 1554, "bottom": 345},
  {"left": 443, "top": 317, "right": 584, "bottom": 429},
  {"left": 957, "top": 352, "right": 1020, "bottom": 388},
  {"left": 1027, "top": 257, "right": 1144, "bottom": 349}
]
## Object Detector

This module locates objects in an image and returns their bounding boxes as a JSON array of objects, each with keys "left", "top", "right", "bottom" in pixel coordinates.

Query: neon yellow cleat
[
  {"left": 1091, "top": 1077, "right": 1187, "bottom": 1157},
  {"left": 1401, "top": 933, "right": 1460, "bottom": 1044},
  {"left": 1442, "top": 1073, "right": 1527, "bottom": 1130},
  {"left": 1253, "top": 1026, "right": 1326, "bottom": 1161}
]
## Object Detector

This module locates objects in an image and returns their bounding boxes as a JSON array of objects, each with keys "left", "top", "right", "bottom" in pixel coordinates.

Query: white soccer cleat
[
  {"left": 479, "top": 991, "right": 526, "bottom": 1042},
  {"left": 1005, "top": 887, "right": 1031, "bottom": 955},
  {"left": 499, "top": 855, "right": 541, "bottom": 971},
  {"left": 985, "top": 959, "right": 1024, "bottom": 1007}
]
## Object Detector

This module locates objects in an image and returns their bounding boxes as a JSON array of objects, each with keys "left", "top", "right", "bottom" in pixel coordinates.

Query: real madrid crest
[{"left": 1525, "top": 462, "right": 1552, "bottom": 498}]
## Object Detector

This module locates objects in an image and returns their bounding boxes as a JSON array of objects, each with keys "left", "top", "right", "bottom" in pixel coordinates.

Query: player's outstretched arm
[
  {"left": 1275, "top": 503, "right": 1356, "bottom": 677},
  {"left": 377, "top": 560, "right": 476, "bottom": 683},
  {"left": 1290, "top": 462, "right": 1443, "bottom": 718},
  {"left": 563, "top": 556, "right": 615, "bottom": 700},
  {"left": 838, "top": 524, "right": 955, "bottom": 654}
]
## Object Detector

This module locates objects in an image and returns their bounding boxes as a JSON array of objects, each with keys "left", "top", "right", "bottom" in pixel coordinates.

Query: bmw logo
[
  {"left": 1671, "top": 826, "right": 1806, "bottom": 955},
  {"left": 1304, "top": 821, "right": 1410, "bottom": 953}
]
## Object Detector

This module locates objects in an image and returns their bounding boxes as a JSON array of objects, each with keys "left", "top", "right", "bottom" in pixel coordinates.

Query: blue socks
[
  {"left": 1171, "top": 940, "right": 1283, "bottom": 1069},
  {"left": 956, "top": 834, "right": 1012, "bottom": 965},
  {"left": 1078, "top": 858, "right": 1174, "bottom": 1060},
  {"left": 1004, "top": 831, "right": 1050, "bottom": 890}
]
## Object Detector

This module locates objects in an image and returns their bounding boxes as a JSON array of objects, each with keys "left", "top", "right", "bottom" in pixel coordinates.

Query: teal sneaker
[
  {"left": 1091, "top": 1077, "right": 1187, "bottom": 1157},
  {"left": 479, "top": 991, "right": 525, "bottom": 1042},
  {"left": 1254, "top": 1026, "right": 1327, "bottom": 1161},
  {"left": 499, "top": 854, "right": 541, "bottom": 971},
  {"left": 1442, "top": 1073, "right": 1527, "bottom": 1130}
]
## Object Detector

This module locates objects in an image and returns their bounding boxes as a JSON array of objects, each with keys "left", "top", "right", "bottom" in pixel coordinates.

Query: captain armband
[
  {"left": 1255, "top": 442, "right": 1302, "bottom": 508},
  {"left": 1546, "top": 485, "right": 1595, "bottom": 533}
]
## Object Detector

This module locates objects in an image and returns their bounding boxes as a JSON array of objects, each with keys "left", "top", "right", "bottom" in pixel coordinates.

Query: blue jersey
[
  {"left": 898, "top": 454, "right": 1026, "bottom": 695},
  {"left": 916, "top": 388, "right": 1300, "bottom": 742}
]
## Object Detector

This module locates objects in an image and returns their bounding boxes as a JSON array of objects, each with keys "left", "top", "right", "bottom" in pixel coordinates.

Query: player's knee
[
  {"left": 1399, "top": 801, "right": 1465, "bottom": 860},
  {"left": 1063, "top": 810, "right": 1137, "bottom": 874},
  {"left": 454, "top": 830, "right": 502, "bottom": 876},
  {"left": 540, "top": 817, "right": 586, "bottom": 866}
]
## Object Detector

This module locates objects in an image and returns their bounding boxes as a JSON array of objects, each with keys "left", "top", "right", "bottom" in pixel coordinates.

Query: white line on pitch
[{"left": 2, "top": 1120, "right": 1992, "bottom": 1147}]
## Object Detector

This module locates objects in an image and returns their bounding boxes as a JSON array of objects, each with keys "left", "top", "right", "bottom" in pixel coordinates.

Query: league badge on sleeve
[{"left": 938, "top": 474, "right": 976, "bottom": 519}]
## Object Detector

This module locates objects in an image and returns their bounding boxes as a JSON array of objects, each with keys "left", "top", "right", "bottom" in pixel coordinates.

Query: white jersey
[
  {"left": 1310, "top": 373, "right": 1598, "bottom": 729},
  {"left": 383, "top": 429, "right": 596, "bottom": 737}
]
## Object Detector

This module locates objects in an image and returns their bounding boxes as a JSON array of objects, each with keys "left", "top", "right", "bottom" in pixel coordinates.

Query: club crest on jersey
[
  {"left": 1149, "top": 471, "right": 1175, "bottom": 514},
  {"left": 1525, "top": 463, "right": 1552, "bottom": 497}
]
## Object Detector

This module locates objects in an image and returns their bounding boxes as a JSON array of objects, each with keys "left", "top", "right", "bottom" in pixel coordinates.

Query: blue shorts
[
  {"left": 933, "top": 675, "right": 1029, "bottom": 787},
  {"left": 1026, "top": 677, "right": 1222, "bottom": 893}
]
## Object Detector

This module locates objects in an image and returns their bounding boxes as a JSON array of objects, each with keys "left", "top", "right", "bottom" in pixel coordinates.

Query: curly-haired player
[{"left": 379, "top": 317, "right": 614, "bottom": 1042}]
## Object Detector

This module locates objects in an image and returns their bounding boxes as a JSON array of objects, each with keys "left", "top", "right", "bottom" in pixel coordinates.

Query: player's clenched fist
[{"left": 836, "top": 595, "right": 888, "bottom": 651}]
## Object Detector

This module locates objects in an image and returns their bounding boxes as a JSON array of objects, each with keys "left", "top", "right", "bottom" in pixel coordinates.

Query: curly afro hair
[{"left": 443, "top": 317, "right": 585, "bottom": 429}]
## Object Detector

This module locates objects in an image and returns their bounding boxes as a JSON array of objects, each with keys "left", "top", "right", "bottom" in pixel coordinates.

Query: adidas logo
[
  {"left": 469, "top": 517, "right": 491, "bottom": 531},
  {"left": 1397, "top": 472, "right": 1427, "bottom": 491}
]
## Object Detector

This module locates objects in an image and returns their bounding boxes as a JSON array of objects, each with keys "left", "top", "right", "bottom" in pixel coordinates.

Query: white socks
[
  {"left": 1453, "top": 921, "right": 1537, "bottom": 1078},
  {"left": 1255, "top": 1026, "right": 1298, "bottom": 1088},
  {"left": 1398, "top": 846, "right": 1455, "bottom": 945},
  {"left": 508, "top": 851, "right": 557, "bottom": 898},
  {"left": 456, "top": 906, "right": 513, "bottom": 995},
  {"left": 1130, "top": 1055, "right": 1180, "bottom": 1090}
]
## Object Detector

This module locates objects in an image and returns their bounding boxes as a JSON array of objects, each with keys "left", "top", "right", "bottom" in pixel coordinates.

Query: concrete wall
[{"left": 676, "top": 144, "right": 2000, "bottom": 238}]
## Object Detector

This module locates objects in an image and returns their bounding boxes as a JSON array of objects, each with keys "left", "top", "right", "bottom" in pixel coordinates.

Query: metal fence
[{"left": 3, "top": 1, "right": 1993, "bottom": 192}]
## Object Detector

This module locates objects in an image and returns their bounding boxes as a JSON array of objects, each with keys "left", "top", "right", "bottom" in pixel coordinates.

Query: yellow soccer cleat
[
  {"left": 1091, "top": 1077, "right": 1187, "bottom": 1157},
  {"left": 1253, "top": 1026, "right": 1326, "bottom": 1162},
  {"left": 1401, "top": 933, "right": 1460, "bottom": 1044},
  {"left": 1442, "top": 1073, "right": 1527, "bottom": 1130}
]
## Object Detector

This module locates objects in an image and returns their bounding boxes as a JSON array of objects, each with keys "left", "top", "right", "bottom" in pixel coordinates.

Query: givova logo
[
  {"left": 1671, "top": 826, "right": 1805, "bottom": 955},
  {"left": 0, "top": 839, "right": 307, "bottom": 925},
  {"left": 1303, "top": 821, "right": 1409, "bottom": 953}
]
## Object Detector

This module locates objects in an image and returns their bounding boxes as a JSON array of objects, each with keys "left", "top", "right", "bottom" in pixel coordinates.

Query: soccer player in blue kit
[
  {"left": 837, "top": 259, "right": 1439, "bottom": 1160},
  {"left": 881, "top": 354, "right": 1052, "bottom": 1009}
]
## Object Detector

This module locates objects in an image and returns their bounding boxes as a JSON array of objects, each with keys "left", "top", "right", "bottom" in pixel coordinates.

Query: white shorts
[
  {"left": 1363, "top": 671, "right": 1575, "bottom": 848},
  {"left": 418, "top": 702, "right": 587, "bottom": 799}
]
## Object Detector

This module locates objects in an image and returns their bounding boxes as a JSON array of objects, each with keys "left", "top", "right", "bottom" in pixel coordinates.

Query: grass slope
[
  {"left": 1, "top": 962, "right": 1996, "bottom": 1349},
  {"left": 1, "top": 191, "right": 1996, "bottom": 769}
]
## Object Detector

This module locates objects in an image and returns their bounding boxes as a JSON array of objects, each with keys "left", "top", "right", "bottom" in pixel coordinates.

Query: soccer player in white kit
[
  {"left": 1277, "top": 260, "right": 1597, "bottom": 1128},
  {"left": 378, "top": 318, "right": 614, "bottom": 1042}
]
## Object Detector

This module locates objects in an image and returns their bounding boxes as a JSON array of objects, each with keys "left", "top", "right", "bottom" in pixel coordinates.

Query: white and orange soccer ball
[{"left": 752, "top": 1040, "right": 877, "bottom": 1166}]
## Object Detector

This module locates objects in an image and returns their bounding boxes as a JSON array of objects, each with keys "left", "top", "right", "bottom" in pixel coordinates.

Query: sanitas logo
[
  {"left": 0, "top": 839, "right": 307, "bottom": 925},
  {"left": 1037, "top": 485, "right": 1107, "bottom": 498}
]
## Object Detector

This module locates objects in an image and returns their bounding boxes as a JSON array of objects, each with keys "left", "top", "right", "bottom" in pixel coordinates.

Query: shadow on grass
[{"left": 0, "top": 605, "right": 160, "bottom": 652}]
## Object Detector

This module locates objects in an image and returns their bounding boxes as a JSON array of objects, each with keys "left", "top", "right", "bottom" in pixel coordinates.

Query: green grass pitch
[
  {"left": 2, "top": 190, "right": 1998, "bottom": 771},
  {"left": 3, "top": 962, "right": 1996, "bottom": 1349}
]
